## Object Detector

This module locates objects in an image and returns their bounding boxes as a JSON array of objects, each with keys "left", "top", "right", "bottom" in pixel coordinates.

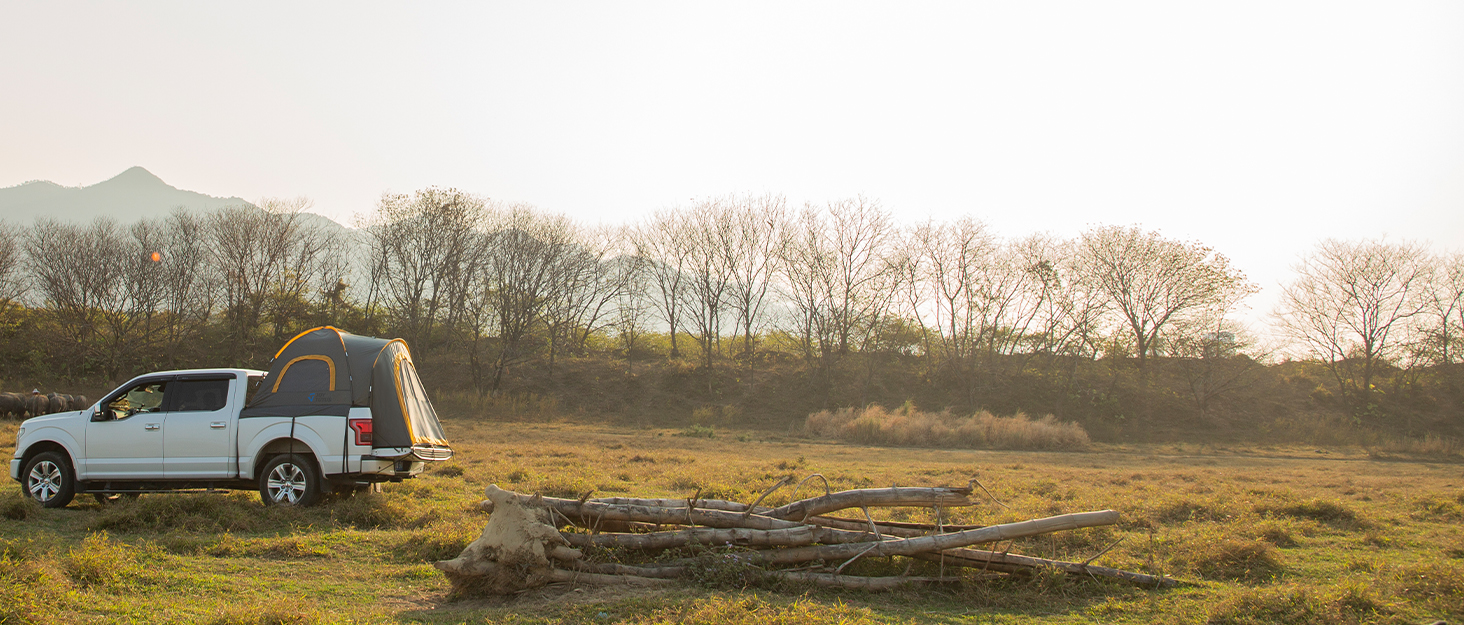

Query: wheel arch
[
  {"left": 20, "top": 440, "right": 76, "bottom": 475},
  {"left": 252, "top": 438, "right": 324, "bottom": 479}
]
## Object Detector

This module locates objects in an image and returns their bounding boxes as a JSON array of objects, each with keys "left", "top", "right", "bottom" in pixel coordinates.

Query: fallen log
[
  {"left": 768, "top": 572, "right": 963, "bottom": 589},
  {"left": 567, "top": 561, "right": 689, "bottom": 579},
  {"left": 564, "top": 526, "right": 821, "bottom": 550},
  {"left": 563, "top": 523, "right": 899, "bottom": 550},
  {"left": 484, "top": 494, "right": 806, "bottom": 530},
  {"left": 548, "top": 569, "right": 676, "bottom": 586},
  {"left": 914, "top": 548, "right": 1177, "bottom": 588},
  {"left": 755, "top": 510, "right": 1121, "bottom": 565},
  {"left": 592, "top": 497, "right": 751, "bottom": 512},
  {"left": 764, "top": 486, "right": 974, "bottom": 521}
]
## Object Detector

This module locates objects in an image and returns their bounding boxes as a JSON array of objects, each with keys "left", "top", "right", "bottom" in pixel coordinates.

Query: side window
[
  {"left": 245, "top": 375, "right": 264, "bottom": 405},
  {"left": 167, "top": 379, "right": 231, "bottom": 412},
  {"left": 104, "top": 381, "right": 168, "bottom": 421}
]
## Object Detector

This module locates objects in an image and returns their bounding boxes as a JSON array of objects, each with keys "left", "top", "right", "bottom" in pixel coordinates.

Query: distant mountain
[{"left": 0, "top": 166, "right": 256, "bottom": 225}]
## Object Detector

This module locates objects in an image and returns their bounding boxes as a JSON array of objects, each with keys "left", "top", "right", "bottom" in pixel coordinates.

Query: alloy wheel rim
[
  {"left": 266, "top": 463, "right": 307, "bottom": 504},
  {"left": 27, "top": 461, "right": 61, "bottom": 502}
]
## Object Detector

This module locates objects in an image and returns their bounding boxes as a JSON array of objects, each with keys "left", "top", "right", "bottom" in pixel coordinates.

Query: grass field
[{"left": 3, "top": 417, "right": 1464, "bottom": 624}]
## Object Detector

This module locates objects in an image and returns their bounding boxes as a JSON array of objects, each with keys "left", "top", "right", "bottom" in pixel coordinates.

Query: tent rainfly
[{"left": 242, "top": 326, "right": 450, "bottom": 456}]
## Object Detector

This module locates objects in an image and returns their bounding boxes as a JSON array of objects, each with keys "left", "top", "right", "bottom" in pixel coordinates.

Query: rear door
[
  {"left": 85, "top": 379, "right": 169, "bottom": 480},
  {"left": 162, "top": 376, "right": 236, "bottom": 479}
]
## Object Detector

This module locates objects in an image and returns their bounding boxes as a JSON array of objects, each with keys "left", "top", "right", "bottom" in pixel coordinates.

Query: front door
[
  {"left": 85, "top": 380, "right": 168, "bottom": 480},
  {"left": 163, "top": 377, "right": 235, "bottom": 479}
]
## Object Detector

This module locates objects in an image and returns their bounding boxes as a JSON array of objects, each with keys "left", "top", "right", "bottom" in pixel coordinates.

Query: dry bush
[
  {"left": 1170, "top": 537, "right": 1284, "bottom": 582},
  {"left": 329, "top": 492, "right": 435, "bottom": 530},
  {"left": 63, "top": 532, "right": 136, "bottom": 589},
  {"left": 805, "top": 405, "right": 1090, "bottom": 451},
  {"left": 206, "top": 603, "right": 324, "bottom": 625},
  {"left": 89, "top": 493, "right": 300, "bottom": 533},
  {"left": 0, "top": 489, "right": 41, "bottom": 521},
  {"left": 391, "top": 522, "right": 477, "bottom": 563},
  {"left": 206, "top": 535, "right": 331, "bottom": 560},
  {"left": 1, "top": 537, "right": 70, "bottom": 625},
  {"left": 1205, "top": 582, "right": 1389, "bottom": 625},
  {"left": 1254, "top": 497, "right": 1360, "bottom": 528}
]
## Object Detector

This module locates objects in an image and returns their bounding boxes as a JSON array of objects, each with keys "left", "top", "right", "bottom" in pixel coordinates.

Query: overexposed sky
[{"left": 3, "top": 2, "right": 1463, "bottom": 322}]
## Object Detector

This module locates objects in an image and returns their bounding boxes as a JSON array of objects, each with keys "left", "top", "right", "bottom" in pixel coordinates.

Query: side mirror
[{"left": 91, "top": 408, "right": 108, "bottom": 422}]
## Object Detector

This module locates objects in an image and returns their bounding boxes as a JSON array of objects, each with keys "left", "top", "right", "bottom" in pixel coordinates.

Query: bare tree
[
  {"left": 608, "top": 232, "right": 652, "bottom": 374},
  {"left": 682, "top": 198, "right": 736, "bottom": 376},
  {"left": 359, "top": 188, "right": 488, "bottom": 358},
  {"left": 26, "top": 218, "right": 174, "bottom": 380},
  {"left": 780, "top": 197, "right": 896, "bottom": 368},
  {"left": 1424, "top": 252, "right": 1464, "bottom": 365},
  {"left": 474, "top": 206, "right": 577, "bottom": 394},
  {"left": 543, "top": 223, "right": 622, "bottom": 374},
  {"left": 632, "top": 211, "right": 692, "bottom": 358},
  {"left": 0, "top": 222, "right": 25, "bottom": 313},
  {"left": 207, "top": 199, "right": 340, "bottom": 363},
  {"left": 720, "top": 194, "right": 787, "bottom": 362},
  {"left": 1169, "top": 314, "right": 1269, "bottom": 423},
  {"left": 1078, "top": 225, "right": 1256, "bottom": 373},
  {"left": 1275, "top": 238, "right": 1433, "bottom": 416}
]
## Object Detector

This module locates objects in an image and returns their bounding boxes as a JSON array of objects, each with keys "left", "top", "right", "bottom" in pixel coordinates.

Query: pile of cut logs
[{"left": 435, "top": 477, "right": 1174, "bottom": 595}]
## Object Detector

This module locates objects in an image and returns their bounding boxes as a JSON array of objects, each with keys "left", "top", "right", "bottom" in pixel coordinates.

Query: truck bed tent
[{"left": 241, "top": 326, "right": 449, "bottom": 452}]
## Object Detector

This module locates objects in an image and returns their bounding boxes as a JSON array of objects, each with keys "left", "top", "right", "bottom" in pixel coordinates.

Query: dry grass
[
  {"left": 3, "top": 417, "right": 1464, "bottom": 623},
  {"left": 805, "top": 404, "right": 1091, "bottom": 450}
]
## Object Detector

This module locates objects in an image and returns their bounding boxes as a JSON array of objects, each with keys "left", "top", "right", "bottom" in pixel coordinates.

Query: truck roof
[{"left": 122, "top": 368, "right": 266, "bottom": 380}]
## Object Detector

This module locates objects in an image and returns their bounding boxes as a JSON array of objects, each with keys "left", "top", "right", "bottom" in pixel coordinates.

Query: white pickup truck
[{"left": 10, "top": 327, "right": 453, "bottom": 508}]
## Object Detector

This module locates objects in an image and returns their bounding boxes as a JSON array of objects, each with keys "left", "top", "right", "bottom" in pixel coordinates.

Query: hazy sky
[{"left": 3, "top": 2, "right": 1462, "bottom": 323}]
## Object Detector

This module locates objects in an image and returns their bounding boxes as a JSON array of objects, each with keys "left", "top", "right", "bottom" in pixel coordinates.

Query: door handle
[
  {"left": 144, "top": 423, "right": 160, "bottom": 431},
  {"left": 210, "top": 422, "right": 227, "bottom": 429}
]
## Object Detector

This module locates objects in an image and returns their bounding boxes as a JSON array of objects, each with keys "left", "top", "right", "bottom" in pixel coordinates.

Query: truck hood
[{"left": 20, "top": 410, "right": 85, "bottom": 428}]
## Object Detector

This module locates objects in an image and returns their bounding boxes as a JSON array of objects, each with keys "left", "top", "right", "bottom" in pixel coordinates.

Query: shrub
[
  {"left": 1174, "top": 537, "right": 1283, "bottom": 582},
  {"left": 330, "top": 492, "right": 434, "bottom": 530},
  {"left": 89, "top": 493, "right": 290, "bottom": 533},
  {"left": 1255, "top": 498, "right": 1360, "bottom": 528},
  {"left": 677, "top": 424, "right": 716, "bottom": 439},
  {"left": 206, "top": 535, "right": 330, "bottom": 559},
  {"left": 1205, "top": 582, "right": 1389, "bottom": 625},
  {"left": 64, "top": 532, "right": 135, "bottom": 589},
  {"left": 1, "top": 552, "right": 67, "bottom": 625},
  {"left": 0, "top": 489, "right": 40, "bottom": 521},
  {"left": 805, "top": 405, "right": 1089, "bottom": 451},
  {"left": 392, "top": 523, "right": 476, "bottom": 563}
]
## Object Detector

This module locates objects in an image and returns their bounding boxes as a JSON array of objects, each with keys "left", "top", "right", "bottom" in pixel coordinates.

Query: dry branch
[
  {"left": 912, "top": 549, "right": 1177, "bottom": 588},
  {"left": 768, "top": 572, "right": 963, "bottom": 589},
  {"left": 485, "top": 494, "right": 806, "bottom": 530},
  {"left": 764, "top": 486, "right": 974, "bottom": 521},
  {"left": 564, "top": 526, "right": 820, "bottom": 550},
  {"left": 755, "top": 510, "right": 1120, "bottom": 565}
]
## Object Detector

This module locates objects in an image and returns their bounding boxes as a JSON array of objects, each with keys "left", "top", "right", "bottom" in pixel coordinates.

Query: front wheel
[
  {"left": 258, "top": 454, "right": 322, "bottom": 506},
  {"left": 24, "top": 451, "right": 76, "bottom": 508}
]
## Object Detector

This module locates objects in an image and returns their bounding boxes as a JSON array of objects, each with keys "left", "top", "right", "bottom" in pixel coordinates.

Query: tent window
[{"left": 273, "top": 355, "right": 337, "bottom": 392}]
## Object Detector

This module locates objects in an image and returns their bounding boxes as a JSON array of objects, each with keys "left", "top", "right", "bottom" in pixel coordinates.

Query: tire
[
  {"left": 23, "top": 451, "right": 76, "bottom": 508},
  {"left": 258, "top": 454, "right": 322, "bottom": 506}
]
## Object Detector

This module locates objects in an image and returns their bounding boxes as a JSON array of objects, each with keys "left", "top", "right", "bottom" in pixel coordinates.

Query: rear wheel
[
  {"left": 259, "top": 454, "right": 322, "bottom": 506},
  {"left": 23, "top": 452, "right": 76, "bottom": 508}
]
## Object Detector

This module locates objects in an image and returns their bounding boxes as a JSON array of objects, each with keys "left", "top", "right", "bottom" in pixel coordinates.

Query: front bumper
[{"left": 10, "top": 458, "right": 22, "bottom": 482}]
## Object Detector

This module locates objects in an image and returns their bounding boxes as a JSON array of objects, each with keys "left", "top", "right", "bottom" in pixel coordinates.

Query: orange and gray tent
[{"left": 241, "top": 326, "right": 449, "bottom": 449}]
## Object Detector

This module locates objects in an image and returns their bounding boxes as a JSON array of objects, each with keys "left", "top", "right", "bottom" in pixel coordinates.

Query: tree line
[{"left": 2, "top": 190, "right": 1461, "bottom": 438}]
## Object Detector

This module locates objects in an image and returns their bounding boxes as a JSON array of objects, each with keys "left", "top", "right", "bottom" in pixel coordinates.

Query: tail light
[{"left": 348, "top": 418, "right": 373, "bottom": 446}]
